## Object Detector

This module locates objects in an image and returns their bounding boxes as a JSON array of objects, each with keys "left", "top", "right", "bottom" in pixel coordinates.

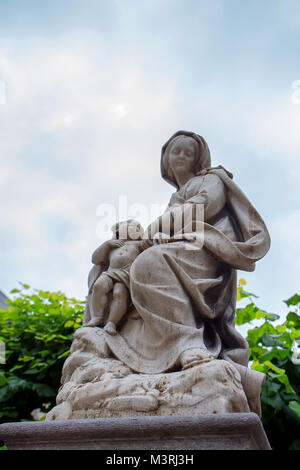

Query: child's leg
[
  {"left": 104, "top": 282, "right": 129, "bottom": 335},
  {"left": 88, "top": 274, "right": 113, "bottom": 326}
]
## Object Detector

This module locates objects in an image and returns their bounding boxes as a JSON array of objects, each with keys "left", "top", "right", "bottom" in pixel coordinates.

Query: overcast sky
[{"left": 0, "top": 0, "right": 300, "bottom": 324}]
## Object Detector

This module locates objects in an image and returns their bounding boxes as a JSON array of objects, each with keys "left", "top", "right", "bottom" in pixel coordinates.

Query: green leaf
[
  {"left": 19, "top": 355, "right": 35, "bottom": 363},
  {"left": 255, "top": 308, "right": 280, "bottom": 322},
  {"left": 261, "top": 387, "right": 284, "bottom": 411},
  {"left": 251, "top": 360, "right": 266, "bottom": 373},
  {"left": 264, "top": 360, "right": 285, "bottom": 375},
  {"left": 0, "top": 386, "right": 9, "bottom": 402},
  {"left": 8, "top": 376, "right": 29, "bottom": 391},
  {"left": 260, "top": 348, "right": 290, "bottom": 362},
  {"left": 0, "top": 372, "right": 6, "bottom": 387},
  {"left": 288, "top": 400, "right": 300, "bottom": 418},
  {"left": 236, "top": 303, "right": 257, "bottom": 325},
  {"left": 247, "top": 321, "right": 278, "bottom": 347},
  {"left": 21, "top": 283, "right": 30, "bottom": 290},
  {"left": 276, "top": 374, "right": 295, "bottom": 394},
  {"left": 57, "top": 350, "right": 70, "bottom": 360},
  {"left": 236, "top": 304, "right": 279, "bottom": 326},
  {"left": 287, "top": 311, "right": 300, "bottom": 328},
  {"left": 263, "top": 381, "right": 281, "bottom": 396},
  {"left": 24, "top": 369, "right": 42, "bottom": 375},
  {"left": 289, "top": 438, "right": 300, "bottom": 450},
  {"left": 236, "top": 287, "right": 258, "bottom": 301},
  {"left": 39, "top": 350, "right": 51, "bottom": 357},
  {"left": 284, "top": 294, "right": 300, "bottom": 307},
  {"left": 0, "top": 410, "right": 18, "bottom": 419},
  {"left": 10, "top": 365, "right": 24, "bottom": 372},
  {"left": 261, "top": 334, "right": 285, "bottom": 348},
  {"left": 32, "top": 383, "right": 55, "bottom": 397}
]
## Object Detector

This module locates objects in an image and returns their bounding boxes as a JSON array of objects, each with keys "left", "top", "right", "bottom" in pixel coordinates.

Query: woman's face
[{"left": 168, "top": 137, "right": 198, "bottom": 175}]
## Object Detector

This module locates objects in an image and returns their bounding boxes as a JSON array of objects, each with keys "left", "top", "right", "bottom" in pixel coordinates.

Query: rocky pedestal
[
  {"left": 43, "top": 327, "right": 257, "bottom": 421},
  {"left": 45, "top": 357, "right": 251, "bottom": 421}
]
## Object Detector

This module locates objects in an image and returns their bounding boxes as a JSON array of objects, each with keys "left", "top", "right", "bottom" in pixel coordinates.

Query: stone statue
[{"left": 46, "top": 130, "right": 270, "bottom": 421}]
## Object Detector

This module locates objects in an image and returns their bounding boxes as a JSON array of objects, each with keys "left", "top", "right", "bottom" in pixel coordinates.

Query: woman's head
[{"left": 161, "top": 130, "right": 211, "bottom": 189}]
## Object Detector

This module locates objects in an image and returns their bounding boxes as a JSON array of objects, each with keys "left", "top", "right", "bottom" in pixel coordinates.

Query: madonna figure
[
  {"left": 48, "top": 130, "right": 271, "bottom": 420},
  {"left": 83, "top": 130, "right": 270, "bottom": 412}
]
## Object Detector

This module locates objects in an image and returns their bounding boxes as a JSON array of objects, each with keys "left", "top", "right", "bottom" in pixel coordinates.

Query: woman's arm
[
  {"left": 144, "top": 174, "right": 227, "bottom": 239},
  {"left": 185, "top": 174, "right": 226, "bottom": 221},
  {"left": 144, "top": 210, "right": 177, "bottom": 240}
]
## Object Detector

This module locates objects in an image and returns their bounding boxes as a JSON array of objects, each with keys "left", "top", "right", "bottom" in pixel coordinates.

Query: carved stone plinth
[
  {"left": 0, "top": 413, "right": 271, "bottom": 450},
  {"left": 46, "top": 357, "right": 252, "bottom": 421}
]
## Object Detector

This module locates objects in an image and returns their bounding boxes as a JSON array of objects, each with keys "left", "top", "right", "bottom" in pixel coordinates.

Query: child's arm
[{"left": 134, "top": 239, "right": 153, "bottom": 251}]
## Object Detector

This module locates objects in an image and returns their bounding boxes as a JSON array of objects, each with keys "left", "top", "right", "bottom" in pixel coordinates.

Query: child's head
[{"left": 111, "top": 219, "right": 144, "bottom": 241}]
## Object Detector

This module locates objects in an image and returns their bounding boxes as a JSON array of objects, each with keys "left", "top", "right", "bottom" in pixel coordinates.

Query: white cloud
[
  {"left": 42, "top": 112, "right": 78, "bottom": 132},
  {"left": 111, "top": 104, "right": 128, "bottom": 119},
  {"left": 0, "top": 37, "right": 181, "bottom": 298}
]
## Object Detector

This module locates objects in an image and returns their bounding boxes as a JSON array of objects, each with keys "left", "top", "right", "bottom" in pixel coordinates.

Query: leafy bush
[
  {"left": 236, "top": 279, "right": 300, "bottom": 450},
  {"left": 0, "top": 283, "right": 85, "bottom": 424},
  {"left": 0, "top": 281, "right": 299, "bottom": 450}
]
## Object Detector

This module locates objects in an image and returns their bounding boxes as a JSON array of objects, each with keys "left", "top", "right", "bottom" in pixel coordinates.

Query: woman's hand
[
  {"left": 153, "top": 232, "right": 170, "bottom": 244},
  {"left": 144, "top": 216, "right": 163, "bottom": 240},
  {"left": 108, "top": 239, "right": 125, "bottom": 249}
]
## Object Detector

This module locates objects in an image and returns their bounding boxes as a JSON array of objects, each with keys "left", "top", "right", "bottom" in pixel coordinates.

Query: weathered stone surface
[
  {"left": 46, "top": 354, "right": 250, "bottom": 420},
  {"left": 0, "top": 413, "right": 271, "bottom": 450}
]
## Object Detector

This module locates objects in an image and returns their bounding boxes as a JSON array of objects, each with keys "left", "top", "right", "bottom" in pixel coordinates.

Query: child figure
[{"left": 86, "top": 220, "right": 149, "bottom": 335}]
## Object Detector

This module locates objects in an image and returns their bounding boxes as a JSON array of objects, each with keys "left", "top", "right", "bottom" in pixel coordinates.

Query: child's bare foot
[{"left": 104, "top": 321, "right": 117, "bottom": 335}]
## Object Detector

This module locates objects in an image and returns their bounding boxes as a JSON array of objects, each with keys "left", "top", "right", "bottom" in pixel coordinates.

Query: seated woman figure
[{"left": 83, "top": 130, "right": 270, "bottom": 414}]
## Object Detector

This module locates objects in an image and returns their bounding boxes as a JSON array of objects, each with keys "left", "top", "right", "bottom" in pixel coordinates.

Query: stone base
[
  {"left": 0, "top": 413, "right": 271, "bottom": 450},
  {"left": 46, "top": 356, "right": 251, "bottom": 420}
]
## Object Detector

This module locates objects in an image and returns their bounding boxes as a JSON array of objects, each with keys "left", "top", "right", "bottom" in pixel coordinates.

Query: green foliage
[
  {"left": 0, "top": 283, "right": 85, "bottom": 424},
  {"left": 237, "top": 282, "right": 300, "bottom": 450}
]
